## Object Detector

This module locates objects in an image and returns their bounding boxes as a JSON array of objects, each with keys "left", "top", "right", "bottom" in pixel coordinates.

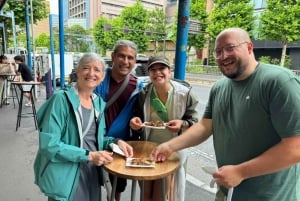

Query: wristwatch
[{"left": 182, "top": 120, "right": 188, "bottom": 129}]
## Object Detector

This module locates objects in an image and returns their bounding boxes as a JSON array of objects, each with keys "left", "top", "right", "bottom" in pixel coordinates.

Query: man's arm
[
  {"left": 151, "top": 118, "right": 213, "bottom": 161},
  {"left": 214, "top": 135, "right": 300, "bottom": 188}
]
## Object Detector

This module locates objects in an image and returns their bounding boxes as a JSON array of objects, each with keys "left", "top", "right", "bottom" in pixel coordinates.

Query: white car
[{"left": 132, "top": 63, "right": 150, "bottom": 85}]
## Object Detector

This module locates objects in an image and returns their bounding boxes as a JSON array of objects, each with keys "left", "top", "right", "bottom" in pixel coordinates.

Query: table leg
[
  {"left": 131, "top": 180, "right": 137, "bottom": 201},
  {"left": 161, "top": 178, "right": 166, "bottom": 201},
  {"left": 139, "top": 180, "right": 144, "bottom": 201},
  {"left": 110, "top": 176, "right": 117, "bottom": 201},
  {"left": 16, "top": 90, "right": 23, "bottom": 131},
  {"left": 0, "top": 80, "right": 4, "bottom": 107},
  {"left": 30, "top": 87, "right": 38, "bottom": 130}
]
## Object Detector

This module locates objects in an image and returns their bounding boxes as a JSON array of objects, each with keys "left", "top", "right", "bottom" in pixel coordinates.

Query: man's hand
[
  {"left": 150, "top": 142, "right": 173, "bottom": 162},
  {"left": 166, "top": 119, "right": 185, "bottom": 133},
  {"left": 213, "top": 165, "right": 244, "bottom": 189}
]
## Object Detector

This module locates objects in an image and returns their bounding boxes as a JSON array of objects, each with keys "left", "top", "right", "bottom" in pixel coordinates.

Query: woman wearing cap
[{"left": 130, "top": 55, "right": 199, "bottom": 201}]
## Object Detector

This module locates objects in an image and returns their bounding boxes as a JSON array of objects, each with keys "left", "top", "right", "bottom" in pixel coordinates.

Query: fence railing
[
  {"left": 186, "top": 64, "right": 222, "bottom": 75},
  {"left": 186, "top": 66, "right": 300, "bottom": 76}
]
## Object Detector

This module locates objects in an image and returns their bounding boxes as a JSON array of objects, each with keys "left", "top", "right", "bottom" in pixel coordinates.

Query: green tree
[
  {"left": 147, "top": 7, "right": 168, "bottom": 54},
  {"left": 93, "top": 16, "right": 124, "bottom": 56},
  {"left": 189, "top": 0, "right": 208, "bottom": 50},
  {"left": 35, "top": 33, "right": 50, "bottom": 48},
  {"left": 119, "top": 1, "right": 149, "bottom": 53},
  {"left": 4, "top": 0, "right": 48, "bottom": 27},
  {"left": 64, "top": 25, "right": 89, "bottom": 52},
  {"left": 93, "top": 16, "right": 110, "bottom": 56},
  {"left": 259, "top": 0, "right": 300, "bottom": 67},
  {"left": 207, "top": 0, "right": 255, "bottom": 39}
]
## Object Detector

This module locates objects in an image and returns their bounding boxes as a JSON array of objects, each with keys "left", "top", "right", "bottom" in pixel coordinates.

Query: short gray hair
[
  {"left": 113, "top": 40, "right": 138, "bottom": 56},
  {"left": 77, "top": 53, "right": 105, "bottom": 71}
]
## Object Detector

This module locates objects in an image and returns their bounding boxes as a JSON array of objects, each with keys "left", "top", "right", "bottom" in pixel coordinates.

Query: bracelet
[
  {"left": 85, "top": 149, "right": 90, "bottom": 156},
  {"left": 186, "top": 119, "right": 193, "bottom": 127}
]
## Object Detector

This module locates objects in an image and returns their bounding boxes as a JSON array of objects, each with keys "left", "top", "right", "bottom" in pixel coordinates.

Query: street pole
[
  {"left": 58, "top": 0, "right": 65, "bottom": 87},
  {"left": 25, "top": 0, "right": 32, "bottom": 69},
  {"left": 163, "top": 34, "right": 166, "bottom": 55},
  {"left": 174, "top": 0, "right": 190, "bottom": 81},
  {"left": 30, "top": 0, "right": 35, "bottom": 72},
  {"left": 49, "top": 14, "right": 56, "bottom": 91}
]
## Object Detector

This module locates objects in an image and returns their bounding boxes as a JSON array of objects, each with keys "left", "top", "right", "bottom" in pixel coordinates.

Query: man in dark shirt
[
  {"left": 95, "top": 40, "right": 143, "bottom": 201},
  {"left": 14, "top": 55, "right": 34, "bottom": 107}
]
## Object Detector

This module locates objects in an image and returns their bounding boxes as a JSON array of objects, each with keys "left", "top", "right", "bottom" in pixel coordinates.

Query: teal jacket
[{"left": 33, "top": 86, "right": 115, "bottom": 201}]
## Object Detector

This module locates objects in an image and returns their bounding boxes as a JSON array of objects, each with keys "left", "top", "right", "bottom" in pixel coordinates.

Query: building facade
[{"left": 68, "top": 0, "right": 165, "bottom": 29}]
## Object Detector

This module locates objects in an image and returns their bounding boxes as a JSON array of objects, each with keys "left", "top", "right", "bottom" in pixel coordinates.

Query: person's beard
[{"left": 219, "top": 60, "right": 246, "bottom": 80}]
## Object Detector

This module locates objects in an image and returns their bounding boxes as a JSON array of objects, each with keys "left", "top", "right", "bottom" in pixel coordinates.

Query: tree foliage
[
  {"left": 3, "top": 0, "right": 48, "bottom": 27},
  {"left": 189, "top": 0, "right": 208, "bottom": 50},
  {"left": 259, "top": 0, "right": 300, "bottom": 66},
  {"left": 147, "top": 7, "right": 168, "bottom": 53},
  {"left": 93, "top": 1, "right": 152, "bottom": 55},
  {"left": 35, "top": 33, "right": 50, "bottom": 48},
  {"left": 93, "top": 16, "right": 110, "bottom": 56},
  {"left": 207, "top": 0, "right": 255, "bottom": 39},
  {"left": 64, "top": 25, "right": 90, "bottom": 52},
  {"left": 119, "top": 1, "right": 149, "bottom": 53}
]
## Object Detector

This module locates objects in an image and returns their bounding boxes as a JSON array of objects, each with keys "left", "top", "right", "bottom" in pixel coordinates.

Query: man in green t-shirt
[{"left": 150, "top": 28, "right": 300, "bottom": 201}]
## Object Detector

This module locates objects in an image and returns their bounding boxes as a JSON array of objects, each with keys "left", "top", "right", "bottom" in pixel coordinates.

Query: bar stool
[
  {"left": 6, "top": 75, "right": 19, "bottom": 108},
  {"left": 12, "top": 81, "right": 40, "bottom": 131}
]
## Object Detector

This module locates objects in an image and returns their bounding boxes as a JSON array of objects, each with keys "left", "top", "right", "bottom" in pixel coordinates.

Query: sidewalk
[{"left": 0, "top": 86, "right": 47, "bottom": 200}]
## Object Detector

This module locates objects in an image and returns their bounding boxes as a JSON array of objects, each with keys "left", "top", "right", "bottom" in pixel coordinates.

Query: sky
[{"left": 49, "top": 0, "right": 58, "bottom": 15}]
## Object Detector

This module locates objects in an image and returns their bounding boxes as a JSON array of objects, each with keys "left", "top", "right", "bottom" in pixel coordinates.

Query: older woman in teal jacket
[{"left": 33, "top": 53, "right": 133, "bottom": 201}]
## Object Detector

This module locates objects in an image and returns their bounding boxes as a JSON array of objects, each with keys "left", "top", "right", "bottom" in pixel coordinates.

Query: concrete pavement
[{"left": 0, "top": 73, "right": 221, "bottom": 200}]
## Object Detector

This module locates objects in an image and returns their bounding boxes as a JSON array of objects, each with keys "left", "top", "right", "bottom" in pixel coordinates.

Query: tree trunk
[{"left": 280, "top": 42, "right": 287, "bottom": 67}]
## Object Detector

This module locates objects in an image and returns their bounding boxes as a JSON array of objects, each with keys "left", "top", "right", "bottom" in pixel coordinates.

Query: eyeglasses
[{"left": 213, "top": 41, "right": 248, "bottom": 59}]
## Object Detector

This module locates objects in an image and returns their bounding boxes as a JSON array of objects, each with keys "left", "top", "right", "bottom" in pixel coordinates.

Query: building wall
[
  {"left": 32, "top": 0, "right": 50, "bottom": 38},
  {"left": 68, "top": 0, "right": 165, "bottom": 29}
]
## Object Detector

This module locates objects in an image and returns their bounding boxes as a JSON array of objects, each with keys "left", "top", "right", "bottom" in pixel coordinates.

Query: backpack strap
[{"left": 105, "top": 74, "right": 130, "bottom": 109}]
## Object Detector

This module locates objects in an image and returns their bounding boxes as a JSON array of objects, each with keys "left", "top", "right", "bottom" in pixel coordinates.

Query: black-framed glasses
[{"left": 213, "top": 41, "right": 248, "bottom": 59}]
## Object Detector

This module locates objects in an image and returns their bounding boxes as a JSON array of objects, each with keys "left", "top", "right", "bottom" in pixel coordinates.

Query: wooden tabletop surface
[
  {"left": 0, "top": 73, "right": 16, "bottom": 76},
  {"left": 104, "top": 141, "right": 180, "bottom": 181},
  {"left": 11, "top": 81, "right": 41, "bottom": 85}
]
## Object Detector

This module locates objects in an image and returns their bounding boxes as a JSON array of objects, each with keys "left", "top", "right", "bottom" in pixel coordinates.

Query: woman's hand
[
  {"left": 130, "top": 117, "right": 143, "bottom": 131},
  {"left": 117, "top": 140, "right": 134, "bottom": 158},
  {"left": 166, "top": 119, "right": 184, "bottom": 133},
  {"left": 88, "top": 150, "right": 113, "bottom": 166}
]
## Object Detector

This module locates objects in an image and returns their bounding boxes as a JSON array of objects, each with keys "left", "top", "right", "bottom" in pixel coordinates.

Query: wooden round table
[{"left": 104, "top": 141, "right": 180, "bottom": 201}]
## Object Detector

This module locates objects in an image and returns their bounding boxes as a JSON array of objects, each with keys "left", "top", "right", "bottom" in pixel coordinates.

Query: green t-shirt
[{"left": 203, "top": 63, "right": 300, "bottom": 200}]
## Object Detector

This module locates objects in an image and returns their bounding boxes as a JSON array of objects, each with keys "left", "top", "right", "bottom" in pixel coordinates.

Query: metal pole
[
  {"left": 174, "top": 0, "right": 190, "bottom": 81},
  {"left": 163, "top": 34, "right": 166, "bottom": 55},
  {"left": 10, "top": 11, "right": 17, "bottom": 54},
  {"left": 25, "top": 0, "right": 32, "bottom": 69},
  {"left": 49, "top": 14, "right": 56, "bottom": 91},
  {"left": 30, "top": 0, "right": 35, "bottom": 71},
  {"left": 58, "top": 0, "right": 65, "bottom": 87}
]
